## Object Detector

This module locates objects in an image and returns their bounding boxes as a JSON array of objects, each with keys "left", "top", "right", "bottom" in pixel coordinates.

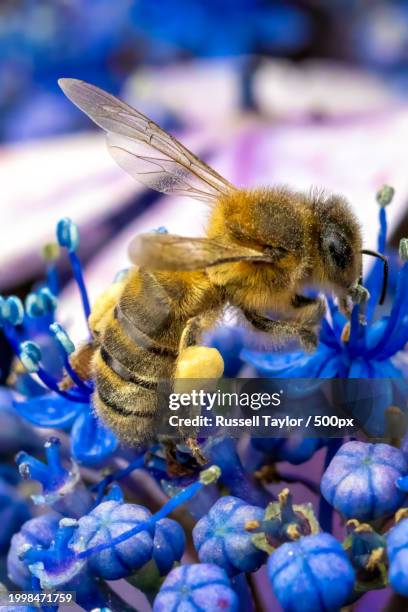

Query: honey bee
[{"left": 59, "top": 79, "right": 384, "bottom": 458}]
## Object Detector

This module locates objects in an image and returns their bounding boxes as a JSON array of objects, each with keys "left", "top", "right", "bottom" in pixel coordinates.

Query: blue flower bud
[
  {"left": 153, "top": 226, "right": 168, "bottom": 234},
  {"left": 268, "top": 533, "right": 355, "bottom": 612},
  {"left": 387, "top": 517, "right": 408, "bottom": 596},
  {"left": 56, "top": 218, "right": 79, "bottom": 252},
  {"left": 16, "top": 437, "right": 92, "bottom": 518},
  {"left": 153, "top": 564, "right": 239, "bottom": 612},
  {"left": 70, "top": 500, "right": 155, "bottom": 580},
  {"left": 193, "top": 496, "right": 266, "bottom": 576},
  {"left": 19, "top": 341, "right": 42, "bottom": 373},
  {"left": 7, "top": 513, "right": 61, "bottom": 589},
  {"left": 1, "top": 296, "right": 24, "bottom": 326},
  {"left": 49, "top": 323, "right": 75, "bottom": 355},
  {"left": 152, "top": 518, "right": 185, "bottom": 576},
  {"left": 321, "top": 441, "right": 408, "bottom": 521}
]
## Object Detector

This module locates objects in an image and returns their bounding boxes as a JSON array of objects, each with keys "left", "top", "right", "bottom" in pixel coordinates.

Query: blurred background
[{"left": 2, "top": 0, "right": 408, "bottom": 370}]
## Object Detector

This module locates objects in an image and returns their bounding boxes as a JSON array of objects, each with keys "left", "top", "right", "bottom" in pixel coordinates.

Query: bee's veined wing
[
  {"left": 128, "top": 233, "right": 272, "bottom": 271},
  {"left": 58, "top": 78, "right": 235, "bottom": 204}
]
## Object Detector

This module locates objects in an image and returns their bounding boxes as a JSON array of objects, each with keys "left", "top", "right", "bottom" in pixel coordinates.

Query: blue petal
[
  {"left": 365, "top": 318, "right": 389, "bottom": 351},
  {"left": 13, "top": 394, "right": 84, "bottom": 429},
  {"left": 70, "top": 410, "right": 118, "bottom": 467}
]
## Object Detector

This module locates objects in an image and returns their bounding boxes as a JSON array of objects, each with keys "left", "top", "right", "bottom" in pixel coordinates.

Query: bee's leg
[
  {"left": 243, "top": 309, "right": 318, "bottom": 352},
  {"left": 174, "top": 311, "right": 222, "bottom": 465},
  {"left": 290, "top": 294, "right": 326, "bottom": 325},
  {"left": 175, "top": 311, "right": 224, "bottom": 380}
]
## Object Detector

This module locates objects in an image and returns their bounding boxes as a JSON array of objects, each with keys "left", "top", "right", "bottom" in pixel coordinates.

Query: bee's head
[{"left": 311, "top": 193, "right": 363, "bottom": 298}]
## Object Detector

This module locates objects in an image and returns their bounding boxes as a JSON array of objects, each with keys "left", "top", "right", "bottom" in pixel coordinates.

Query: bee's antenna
[{"left": 360, "top": 249, "right": 388, "bottom": 305}]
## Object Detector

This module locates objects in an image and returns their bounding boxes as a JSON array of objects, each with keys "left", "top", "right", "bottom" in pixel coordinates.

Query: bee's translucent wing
[
  {"left": 58, "top": 78, "right": 235, "bottom": 204},
  {"left": 128, "top": 233, "right": 272, "bottom": 271}
]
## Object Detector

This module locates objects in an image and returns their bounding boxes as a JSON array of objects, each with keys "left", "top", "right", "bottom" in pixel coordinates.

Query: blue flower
[
  {"left": 16, "top": 437, "right": 92, "bottom": 518},
  {"left": 153, "top": 563, "right": 239, "bottom": 612},
  {"left": 7, "top": 513, "right": 62, "bottom": 589},
  {"left": 321, "top": 441, "right": 407, "bottom": 521},
  {"left": 0, "top": 478, "right": 31, "bottom": 555},
  {"left": 387, "top": 517, "right": 408, "bottom": 596},
  {"left": 193, "top": 496, "right": 266, "bottom": 576},
  {"left": 246, "top": 488, "right": 320, "bottom": 552},
  {"left": 267, "top": 533, "right": 356, "bottom": 612}
]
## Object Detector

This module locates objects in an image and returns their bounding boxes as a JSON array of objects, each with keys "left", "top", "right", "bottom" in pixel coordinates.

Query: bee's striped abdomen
[
  {"left": 92, "top": 270, "right": 182, "bottom": 442},
  {"left": 92, "top": 267, "right": 220, "bottom": 444}
]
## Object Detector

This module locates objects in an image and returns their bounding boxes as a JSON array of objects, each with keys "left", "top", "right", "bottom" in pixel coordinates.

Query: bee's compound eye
[{"left": 323, "top": 231, "right": 351, "bottom": 270}]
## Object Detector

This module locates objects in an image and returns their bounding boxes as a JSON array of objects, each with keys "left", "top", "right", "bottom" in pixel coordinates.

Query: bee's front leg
[
  {"left": 290, "top": 294, "right": 326, "bottom": 325},
  {"left": 243, "top": 309, "right": 318, "bottom": 352}
]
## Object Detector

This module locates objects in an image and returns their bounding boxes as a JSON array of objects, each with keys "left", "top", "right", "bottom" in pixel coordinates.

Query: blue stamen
[
  {"left": 347, "top": 305, "right": 363, "bottom": 356},
  {"left": 367, "top": 252, "right": 408, "bottom": 359},
  {"left": 0, "top": 295, "right": 24, "bottom": 326},
  {"left": 16, "top": 452, "right": 50, "bottom": 483},
  {"left": 367, "top": 239, "right": 408, "bottom": 358},
  {"left": 42, "top": 242, "right": 61, "bottom": 296},
  {"left": 56, "top": 218, "right": 91, "bottom": 324},
  {"left": 91, "top": 450, "right": 156, "bottom": 506},
  {"left": 44, "top": 437, "right": 65, "bottom": 475},
  {"left": 367, "top": 203, "right": 388, "bottom": 321},
  {"left": 69, "top": 251, "right": 91, "bottom": 321},
  {"left": 37, "top": 368, "right": 89, "bottom": 403},
  {"left": 22, "top": 519, "right": 78, "bottom": 567},
  {"left": 25, "top": 289, "right": 57, "bottom": 319},
  {"left": 46, "top": 264, "right": 59, "bottom": 296},
  {"left": 49, "top": 323, "right": 93, "bottom": 394}
]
